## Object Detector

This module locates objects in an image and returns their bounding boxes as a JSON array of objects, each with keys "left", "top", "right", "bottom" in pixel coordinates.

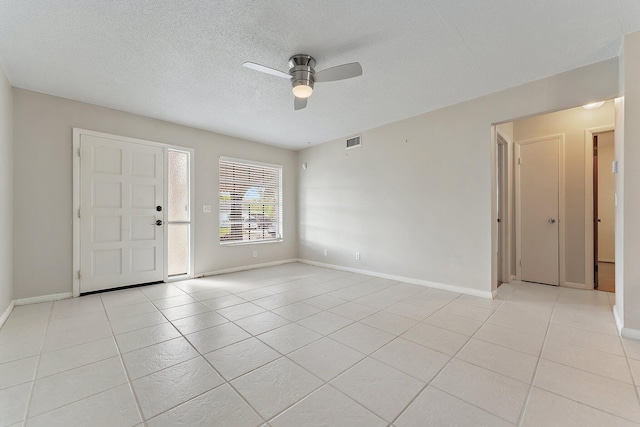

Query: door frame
[
  {"left": 584, "top": 125, "right": 615, "bottom": 290},
  {"left": 496, "top": 133, "right": 511, "bottom": 284},
  {"left": 72, "top": 128, "right": 195, "bottom": 297},
  {"left": 514, "top": 134, "right": 566, "bottom": 286}
]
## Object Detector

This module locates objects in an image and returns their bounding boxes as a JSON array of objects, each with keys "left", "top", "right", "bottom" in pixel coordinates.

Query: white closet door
[{"left": 518, "top": 137, "right": 560, "bottom": 286}]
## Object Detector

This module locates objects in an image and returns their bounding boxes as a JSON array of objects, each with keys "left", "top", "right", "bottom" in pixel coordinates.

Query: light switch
[{"left": 203, "top": 205, "right": 212, "bottom": 213}]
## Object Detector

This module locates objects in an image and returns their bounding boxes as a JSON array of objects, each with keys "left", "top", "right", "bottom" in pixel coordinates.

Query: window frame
[{"left": 218, "top": 156, "right": 283, "bottom": 246}]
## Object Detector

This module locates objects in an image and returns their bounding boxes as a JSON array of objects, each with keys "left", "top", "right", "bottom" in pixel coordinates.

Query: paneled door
[
  {"left": 516, "top": 136, "right": 561, "bottom": 286},
  {"left": 79, "top": 134, "right": 164, "bottom": 293}
]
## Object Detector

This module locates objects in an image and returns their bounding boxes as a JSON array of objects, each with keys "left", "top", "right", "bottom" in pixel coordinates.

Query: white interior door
[
  {"left": 597, "top": 131, "right": 615, "bottom": 262},
  {"left": 79, "top": 134, "right": 164, "bottom": 293},
  {"left": 517, "top": 137, "right": 560, "bottom": 286}
]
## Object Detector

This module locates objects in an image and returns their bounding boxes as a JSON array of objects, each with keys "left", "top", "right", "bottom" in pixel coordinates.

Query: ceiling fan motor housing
[{"left": 289, "top": 54, "right": 315, "bottom": 92}]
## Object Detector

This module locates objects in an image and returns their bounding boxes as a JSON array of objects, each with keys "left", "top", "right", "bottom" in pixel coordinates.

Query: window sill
[{"left": 219, "top": 238, "right": 283, "bottom": 247}]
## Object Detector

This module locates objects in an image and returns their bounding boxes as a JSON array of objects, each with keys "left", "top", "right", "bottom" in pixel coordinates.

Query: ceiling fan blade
[
  {"left": 242, "top": 62, "right": 290, "bottom": 79},
  {"left": 314, "top": 62, "right": 362, "bottom": 82},
  {"left": 294, "top": 97, "right": 307, "bottom": 110}
]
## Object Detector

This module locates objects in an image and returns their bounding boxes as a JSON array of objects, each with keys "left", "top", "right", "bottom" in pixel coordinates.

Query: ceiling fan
[{"left": 243, "top": 54, "right": 362, "bottom": 110}]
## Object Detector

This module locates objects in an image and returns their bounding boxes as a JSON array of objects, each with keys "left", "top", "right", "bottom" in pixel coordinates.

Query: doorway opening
[
  {"left": 592, "top": 130, "right": 616, "bottom": 292},
  {"left": 493, "top": 101, "right": 615, "bottom": 292}
]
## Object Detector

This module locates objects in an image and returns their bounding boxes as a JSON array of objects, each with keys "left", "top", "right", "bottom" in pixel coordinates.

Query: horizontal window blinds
[{"left": 219, "top": 158, "right": 283, "bottom": 244}]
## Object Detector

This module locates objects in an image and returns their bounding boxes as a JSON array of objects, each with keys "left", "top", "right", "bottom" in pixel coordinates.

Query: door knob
[
  {"left": 154, "top": 220, "right": 163, "bottom": 226},
  {"left": 548, "top": 218, "right": 556, "bottom": 224}
]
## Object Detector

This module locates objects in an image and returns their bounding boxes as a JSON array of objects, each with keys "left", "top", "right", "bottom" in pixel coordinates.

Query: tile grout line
[
  {"left": 147, "top": 292, "right": 270, "bottom": 425},
  {"left": 101, "top": 291, "right": 148, "bottom": 426},
  {"left": 515, "top": 288, "right": 561, "bottom": 426},
  {"left": 20, "top": 302, "right": 54, "bottom": 425},
  {"left": 165, "top": 277, "right": 424, "bottom": 423},
  {"left": 617, "top": 326, "right": 640, "bottom": 405},
  {"left": 388, "top": 294, "right": 480, "bottom": 425},
  {"left": 387, "top": 289, "right": 549, "bottom": 425}
]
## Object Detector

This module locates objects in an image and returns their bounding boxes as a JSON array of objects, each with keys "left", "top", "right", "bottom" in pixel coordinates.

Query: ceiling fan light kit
[{"left": 243, "top": 54, "right": 362, "bottom": 110}]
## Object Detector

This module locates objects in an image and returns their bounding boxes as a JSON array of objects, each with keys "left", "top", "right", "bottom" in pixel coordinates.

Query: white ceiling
[{"left": 0, "top": 1, "right": 638, "bottom": 150}]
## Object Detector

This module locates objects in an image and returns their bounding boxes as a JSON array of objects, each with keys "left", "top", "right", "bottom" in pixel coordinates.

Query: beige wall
[
  {"left": 621, "top": 31, "right": 640, "bottom": 332},
  {"left": 298, "top": 58, "right": 620, "bottom": 297},
  {"left": 512, "top": 103, "right": 615, "bottom": 285},
  {"left": 12, "top": 89, "right": 298, "bottom": 300},
  {"left": 0, "top": 63, "right": 12, "bottom": 316},
  {"left": 597, "top": 131, "right": 615, "bottom": 262}
]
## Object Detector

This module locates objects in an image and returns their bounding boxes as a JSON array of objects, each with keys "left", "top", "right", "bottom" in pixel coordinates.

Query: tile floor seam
[
  {"left": 448, "top": 355, "right": 532, "bottom": 386},
  {"left": 515, "top": 287, "right": 560, "bottom": 426},
  {"left": 145, "top": 380, "right": 267, "bottom": 426},
  {"left": 257, "top": 355, "right": 334, "bottom": 422},
  {"left": 549, "top": 319, "right": 618, "bottom": 335},
  {"left": 24, "top": 382, "right": 133, "bottom": 424},
  {"left": 267, "top": 382, "right": 387, "bottom": 426},
  {"left": 529, "top": 384, "right": 640, "bottom": 425},
  {"left": 541, "top": 328, "right": 626, "bottom": 357},
  {"left": 367, "top": 335, "right": 448, "bottom": 384},
  {"left": 164, "top": 337, "right": 267, "bottom": 424},
  {"left": 203, "top": 361, "right": 268, "bottom": 424},
  {"left": 34, "top": 341, "right": 118, "bottom": 381},
  {"left": 617, "top": 335, "right": 640, "bottom": 406},
  {"left": 427, "top": 384, "right": 518, "bottom": 426},
  {"left": 388, "top": 314, "right": 477, "bottom": 425},
  {"left": 102, "top": 296, "right": 147, "bottom": 425},
  {"left": 400, "top": 322, "right": 469, "bottom": 354},
  {"left": 470, "top": 333, "right": 541, "bottom": 356},
  {"left": 537, "top": 348, "right": 635, "bottom": 385},
  {"left": 155, "top": 308, "right": 271, "bottom": 426},
  {"left": 483, "top": 316, "right": 549, "bottom": 338},
  {"left": 20, "top": 303, "right": 53, "bottom": 424}
]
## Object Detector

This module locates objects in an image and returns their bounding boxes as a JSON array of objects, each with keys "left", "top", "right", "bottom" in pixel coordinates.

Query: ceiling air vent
[{"left": 346, "top": 135, "right": 362, "bottom": 150}]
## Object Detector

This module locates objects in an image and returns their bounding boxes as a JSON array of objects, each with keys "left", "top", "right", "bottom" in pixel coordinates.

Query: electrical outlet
[
  {"left": 323, "top": 249, "right": 328, "bottom": 256},
  {"left": 252, "top": 250, "right": 257, "bottom": 258},
  {"left": 356, "top": 252, "right": 360, "bottom": 260}
]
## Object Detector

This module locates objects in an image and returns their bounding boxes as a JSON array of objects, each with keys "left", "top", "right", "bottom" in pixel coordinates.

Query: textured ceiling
[{"left": 0, "top": 1, "right": 638, "bottom": 149}]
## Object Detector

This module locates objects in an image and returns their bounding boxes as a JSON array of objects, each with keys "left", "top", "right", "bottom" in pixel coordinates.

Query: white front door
[
  {"left": 79, "top": 134, "right": 164, "bottom": 293},
  {"left": 517, "top": 136, "right": 561, "bottom": 286}
]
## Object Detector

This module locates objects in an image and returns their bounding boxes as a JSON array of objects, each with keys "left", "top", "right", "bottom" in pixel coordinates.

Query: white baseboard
[
  {"left": 621, "top": 326, "right": 640, "bottom": 340},
  {"left": 564, "top": 281, "right": 587, "bottom": 290},
  {"left": 197, "top": 259, "right": 298, "bottom": 278},
  {"left": 0, "top": 300, "right": 15, "bottom": 328},
  {"left": 297, "top": 259, "right": 494, "bottom": 299},
  {"left": 612, "top": 305, "right": 640, "bottom": 340},
  {"left": 14, "top": 292, "right": 73, "bottom": 306},
  {"left": 614, "top": 305, "right": 624, "bottom": 336}
]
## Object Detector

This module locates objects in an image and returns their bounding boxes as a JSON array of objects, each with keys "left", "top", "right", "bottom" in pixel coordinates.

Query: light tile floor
[{"left": 0, "top": 262, "right": 639, "bottom": 426}]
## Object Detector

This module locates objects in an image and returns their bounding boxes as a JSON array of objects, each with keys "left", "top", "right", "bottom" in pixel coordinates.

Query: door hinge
[
  {"left": 518, "top": 158, "right": 521, "bottom": 165},
  {"left": 519, "top": 259, "right": 522, "bottom": 267},
  {"left": 77, "top": 148, "right": 82, "bottom": 157},
  {"left": 595, "top": 264, "right": 599, "bottom": 273},
  {"left": 77, "top": 208, "right": 81, "bottom": 218},
  {"left": 594, "top": 148, "right": 598, "bottom": 157},
  {"left": 77, "top": 270, "right": 81, "bottom": 280}
]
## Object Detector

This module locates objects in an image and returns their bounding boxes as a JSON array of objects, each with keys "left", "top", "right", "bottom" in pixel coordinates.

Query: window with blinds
[{"left": 219, "top": 157, "right": 283, "bottom": 244}]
